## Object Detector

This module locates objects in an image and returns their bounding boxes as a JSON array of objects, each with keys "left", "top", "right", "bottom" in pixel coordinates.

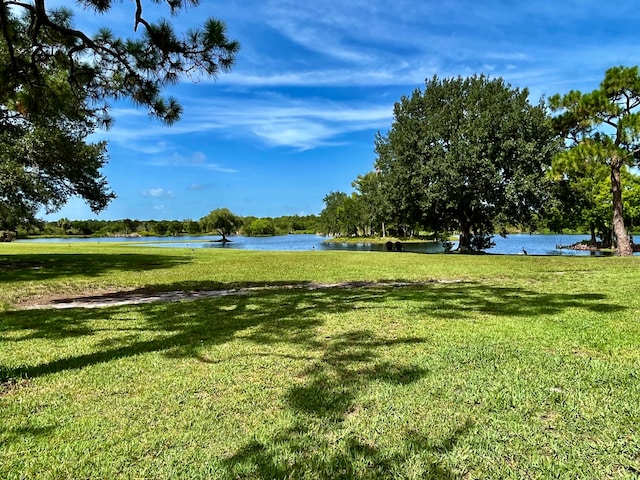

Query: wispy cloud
[
  {"left": 218, "top": 63, "right": 438, "bottom": 87},
  {"left": 148, "top": 151, "right": 239, "bottom": 173},
  {"left": 99, "top": 94, "right": 394, "bottom": 151},
  {"left": 142, "top": 188, "right": 174, "bottom": 198},
  {"left": 82, "top": 0, "right": 640, "bottom": 155}
]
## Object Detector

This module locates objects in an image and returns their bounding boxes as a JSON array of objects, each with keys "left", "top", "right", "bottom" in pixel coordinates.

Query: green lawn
[{"left": 1, "top": 243, "right": 639, "bottom": 478}]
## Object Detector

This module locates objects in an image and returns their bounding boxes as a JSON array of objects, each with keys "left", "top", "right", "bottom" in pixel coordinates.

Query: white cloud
[
  {"left": 129, "top": 141, "right": 170, "bottom": 155},
  {"left": 252, "top": 121, "right": 338, "bottom": 150},
  {"left": 142, "top": 188, "right": 174, "bottom": 198}
]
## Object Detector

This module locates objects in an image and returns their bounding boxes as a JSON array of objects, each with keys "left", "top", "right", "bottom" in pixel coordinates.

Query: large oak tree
[{"left": 375, "top": 75, "right": 558, "bottom": 251}]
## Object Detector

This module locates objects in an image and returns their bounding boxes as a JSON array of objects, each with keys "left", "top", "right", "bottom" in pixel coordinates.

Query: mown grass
[{"left": 1, "top": 242, "right": 640, "bottom": 479}]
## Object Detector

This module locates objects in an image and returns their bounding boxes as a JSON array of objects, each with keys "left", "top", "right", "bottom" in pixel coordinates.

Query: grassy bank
[{"left": 1, "top": 243, "right": 640, "bottom": 478}]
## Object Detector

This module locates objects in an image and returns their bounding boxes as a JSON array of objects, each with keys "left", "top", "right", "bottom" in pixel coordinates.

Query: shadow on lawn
[
  {"left": 221, "top": 328, "right": 466, "bottom": 479},
  {"left": 1, "top": 281, "right": 624, "bottom": 379},
  {"left": 222, "top": 420, "right": 473, "bottom": 479},
  {"left": 1, "top": 282, "right": 627, "bottom": 477},
  {"left": 0, "top": 252, "right": 190, "bottom": 283}
]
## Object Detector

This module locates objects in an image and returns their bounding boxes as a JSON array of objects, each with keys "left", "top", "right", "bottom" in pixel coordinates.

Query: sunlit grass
[
  {"left": 0, "top": 241, "right": 628, "bottom": 307},
  {"left": 1, "top": 243, "right": 640, "bottom": 478}
]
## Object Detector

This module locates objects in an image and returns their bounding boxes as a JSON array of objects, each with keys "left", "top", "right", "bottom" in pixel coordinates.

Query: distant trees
[
  {"left": 200, "top": 208, "right": 243, "bottom": 242},
  {"left": 57, "top": 218, "right": 71, "bottom": 234},
  {"left": 624, "top": 172, "right": 640, "bottom": 231},
  {"left": 242, "top": 214, "right": 317, "bottom": 236},
  {"left": 372, "top": 75, "right": 558, "bottom": 251},
  {"left": 184, "top": 220, "right": 202, "bottom": 235},
  {"left": 319, "top": 192, "right": 349, "bottom": 237},
  {"left": 545, "top": 161, "right": 611, "bottom": 244},
  {"left": 274, "top": 215, "right": 318, "bottom": 234},
  {"left": 549, "top": 66, "right": 640, "bottom": 256},
  {"left": 14, "top": 213, "right": 319, "bottom": 239},
  {"left": 547, "top": 162, "right": 640, "bottom": 247},
  {"left": 243, "top": 218, "right": 276, "bottom": 236},
  {"left": 352, "top": 172, "right": 392, "bottom": 237}
]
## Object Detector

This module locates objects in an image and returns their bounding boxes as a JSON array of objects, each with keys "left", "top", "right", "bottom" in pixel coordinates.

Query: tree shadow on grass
[
  {"left": 0, "top": 252, "right": 191, "bottom": 283},
  {"left": 221, "top": 329, "right": 467, "bottom": 478},
  {"left": 0, "top": 424, "right": 57, "bottom": 449},
  {"left": 392, "top": 282, "right": 621, "bottom": 319},
  {"left": 222, "top": 420, "right": 473, "bottom": 479},
  {"left": 1, "top": 281, "right": 628, "bottom": 477},
  {"left": 286, "top": 330, "right": 427, "bottom": 419},
  {"left": 0, "top": 281, "right": 626, "bottom": 381}
]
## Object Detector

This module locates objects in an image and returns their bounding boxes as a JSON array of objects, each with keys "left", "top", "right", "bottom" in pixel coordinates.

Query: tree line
[
  {"left": 319, "top": 70, "right": 640, "bottom": 256},
  {"left": 21, "top": 211, "right": 318, "bottom": 239}
]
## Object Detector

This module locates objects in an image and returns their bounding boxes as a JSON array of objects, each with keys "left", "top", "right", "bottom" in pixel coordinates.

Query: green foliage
[
  {"left": 0, "top": 1, "right": 238, "bottom": 229},
  {"left": 0, "top": 45, "right": 115, "bottom": 230},
  {"left": 623, "top": 171, "right": 640, "bottom": 227},
  {"left": 319, "top": 190, "right": 384, "bottom": 238},
  {"left": 21, "top": 215, "right": 319, "bottom": 239},
  {"left": 183, "top": 219, "right": 202, "bottom": 235},
  {"left": 546, "top": 158, "right": 612, "bottom": 242},
  {"left": 272, "top": 214, "right": 319, "bottom": 234},
  {"left": 319, "top": 191, "right": 347, "bottom": 236},
  {"left": 549, "top": 65, "right": 640, "bottom": 256},
  {"left": 375, "top": 75, "right": 558, "bottom": 251},
  {"left": 0, "top": 1, "right": 239, "bottom": 125},
  {"left": 352, "top": 172, "right": 392, "bottom": 236},
  {"left": 547, "top": 156, "right": 640, "bottom": 244},
  {"left": 200, "top": 208, "right": 243, "bottom": 241},
  {"left": 152, "top": 220, "right": 169, "bottom": 236},
  {"left": 243, "top": 217, "right": 276, "bottom": 236}
]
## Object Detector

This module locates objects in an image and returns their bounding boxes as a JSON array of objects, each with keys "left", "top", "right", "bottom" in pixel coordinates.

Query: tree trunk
[
  {"left": 589, "top": 223, "right": 597, "bottom": 246},
  {"left": 611, "top": 164, "right": 633, "bottom": 256},
  {"left": 458, "top": 223, "right": 471, "bottom": 252}
]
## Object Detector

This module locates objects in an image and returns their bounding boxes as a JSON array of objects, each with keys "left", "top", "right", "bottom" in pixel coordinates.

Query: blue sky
[{"left": 44, "top": 0, "right": 640, "bottom": 221}]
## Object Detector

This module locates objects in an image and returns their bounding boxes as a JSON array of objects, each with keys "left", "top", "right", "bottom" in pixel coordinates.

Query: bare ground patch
[{"left": 17, "top": 280, "right": 463, "bottom": 310}]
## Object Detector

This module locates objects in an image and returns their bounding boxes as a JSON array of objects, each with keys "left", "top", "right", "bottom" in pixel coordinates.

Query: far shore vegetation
[{"left": 11, "top": 216, "right": 635, "bottom": 255}]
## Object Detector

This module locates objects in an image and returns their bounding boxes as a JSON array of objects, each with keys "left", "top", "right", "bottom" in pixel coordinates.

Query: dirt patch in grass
[
  {"left": 16, "top": 287, "right": 139, "bottom": 309},
  {"left": 17, "top": 280, "right": 464, "bottom": 310}
]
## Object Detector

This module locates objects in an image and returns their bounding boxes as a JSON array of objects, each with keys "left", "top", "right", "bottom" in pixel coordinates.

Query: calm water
[{"left": 16, "top": 233, "right": 636, "bottom": 255}]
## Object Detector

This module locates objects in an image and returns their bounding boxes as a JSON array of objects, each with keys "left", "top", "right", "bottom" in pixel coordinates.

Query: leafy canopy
[
  {"left": 200, "top": 208, "right": 243, "bottom": 241},
  {"left": 0, "top": 1, "right": 239, "bottom": 230},
  {"left": 375, "top": 74, "right": 558, "bottom": 251},
  {"left": 0, "top": 0, "right": 239, "bottom": 125}
]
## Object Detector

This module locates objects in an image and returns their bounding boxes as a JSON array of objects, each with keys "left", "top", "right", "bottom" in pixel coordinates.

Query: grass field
[{"left": 1, "top": 243, "right": 640, "bottom": 478}]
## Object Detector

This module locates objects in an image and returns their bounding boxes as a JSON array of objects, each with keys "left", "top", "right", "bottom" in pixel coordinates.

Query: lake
[{"left": 16, "top": 233, "right": 637, "bottom": 256}]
